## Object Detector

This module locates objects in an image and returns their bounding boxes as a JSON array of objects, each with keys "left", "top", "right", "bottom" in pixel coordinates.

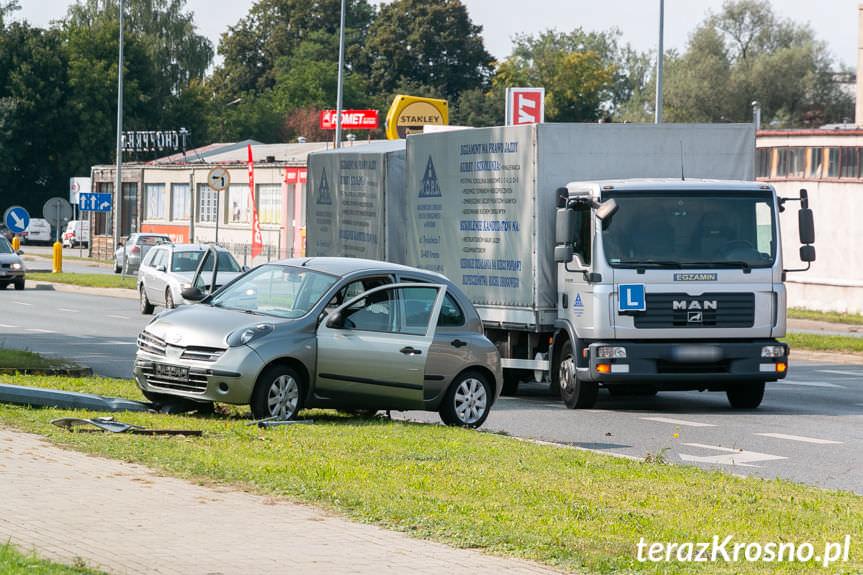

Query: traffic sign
[
  {"left": 208, "top": 167, "right": 230, "bottom": 191},
  {"left": 42, "top": 197, "right": 73, "bottom": 229},
  {"left": 79, "top": 192, "right": 112, "bottom": 212},
  {"left": 4, "top": 206, "right": 30, "bottom": 233},
  {"left": 619, "top": 284, "right": 646, "bottom": 312}
]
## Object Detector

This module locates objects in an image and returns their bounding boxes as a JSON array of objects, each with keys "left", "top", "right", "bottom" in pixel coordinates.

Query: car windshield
[
  {"left": 171, "top": 251, "right": 204, "bottom": 272},
  {"left": 0, "top": 237, "right": 13, "bottom": 254},
  {"left": 601, "top": 190, "right": 776, "bottom": 269},
  {"left": 208, "top": 263, "right": 339, "bottom": 318}
]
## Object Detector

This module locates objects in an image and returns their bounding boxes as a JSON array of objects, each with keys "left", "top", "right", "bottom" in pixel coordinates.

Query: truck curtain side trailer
[{"left": 307, "top": 123, "right": 814, "bottom": 409}]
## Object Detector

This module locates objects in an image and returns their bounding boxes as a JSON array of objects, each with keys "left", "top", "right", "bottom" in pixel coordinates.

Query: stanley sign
[{"left": 385, "top": 95, "right": 448, "bottom": 139}]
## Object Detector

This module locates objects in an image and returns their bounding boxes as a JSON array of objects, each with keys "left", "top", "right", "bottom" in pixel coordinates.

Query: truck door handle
[
  {"left": 400, "top": 346, "right": 422, "bottom": 356},
  {"left": 451, "top": 339, "right": 467, "bottom": 348}
]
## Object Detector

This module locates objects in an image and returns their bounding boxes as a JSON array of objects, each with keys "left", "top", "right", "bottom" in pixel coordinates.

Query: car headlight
[
  {"left": 10, "top": 262, "right": 22, "bottom": 270},
  {"left": 227, "top": 323, "right": 274, "bottom": 347}
]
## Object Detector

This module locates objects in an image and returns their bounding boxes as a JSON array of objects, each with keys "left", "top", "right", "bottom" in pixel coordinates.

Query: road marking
[
  {"left": 25, "top": 328, "right": 54, "bottom": 334},
  {"left": 13, "top": 301, "right": 32, "bottom": 306},
  {"left": 818, "top": 369, "right": 863, "bottom": 377},
  {"left": 0, "top": 323, "right": 17, "bottom": 328},
  {"left": 781, "top": 380, "right": 844, "bottom": 389},
  {"left": 679, "top": 443, "right": 786, "bottom": 467},
  {"left": 641, "top": 417, "right": 716, "bottom": 428},
  {"left": 106, "top": 315, "right": 129, "bottom": 320},
  {"left": 58, "top": 308, "right": 79, "bottom": 313},
  {"left": 754, "top": 432, "right": 842, "bottom": 445}
]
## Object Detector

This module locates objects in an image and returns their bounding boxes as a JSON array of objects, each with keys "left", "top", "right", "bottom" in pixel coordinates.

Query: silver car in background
[
  {"left": 137, "top": 243, "right": 246, "bottom": 314},
  {"left": 114, "top": 233, "right": 172, "bottom": 274},
  {"left": 134, "top": 257, "right": 503, "bottom": 428},
  {"left": 0, "top": 236, "right": 25, "bottom": 290}
]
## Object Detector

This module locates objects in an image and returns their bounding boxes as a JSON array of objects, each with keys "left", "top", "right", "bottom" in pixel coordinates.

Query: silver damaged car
[{"left": 134, "top": 257, "right": 503, "bottom": 428}]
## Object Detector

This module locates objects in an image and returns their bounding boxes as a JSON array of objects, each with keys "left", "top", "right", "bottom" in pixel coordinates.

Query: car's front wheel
[
  {"left": 13, "top": 278, "right": 24, "bottom": 291},
  {"left": 439, "top": 370, "right": 492, "bottom": 428},
  {"left": 165, "top": 289, "right": 175, "bottom": 309},
  {"left": 139, "top": 287, "right": 154, "bottom": 314},
  {"left": 251, "top": 365, "right": 304, "bottom": 420}
]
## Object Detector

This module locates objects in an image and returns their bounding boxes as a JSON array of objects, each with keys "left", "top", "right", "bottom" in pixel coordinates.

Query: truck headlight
[
  {"left": 227, "top": 323, "right": 274, "bottom": 347},
  {"left": 761, "top": 345, "right": 786, "bottom": 358},
  {"left": 596, "top": 346, "right": 627, "bottom": 359}
]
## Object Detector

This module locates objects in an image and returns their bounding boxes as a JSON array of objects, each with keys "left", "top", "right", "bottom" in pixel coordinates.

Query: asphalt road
[{"left": 1, "top": 281, "right": 862, "bottom": 495}]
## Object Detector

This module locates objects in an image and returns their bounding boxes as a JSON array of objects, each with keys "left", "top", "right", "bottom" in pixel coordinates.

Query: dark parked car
[
  {"left": 134, "top": 257, "right": 503, "bottom": 428},
  {"left": 0, "top": 236, "right": 25, "bottom": 290}
]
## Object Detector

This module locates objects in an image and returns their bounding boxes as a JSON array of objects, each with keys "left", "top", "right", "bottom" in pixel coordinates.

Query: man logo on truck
[{"left": 673, "top": 299, "right": 718, "bottom": 310}]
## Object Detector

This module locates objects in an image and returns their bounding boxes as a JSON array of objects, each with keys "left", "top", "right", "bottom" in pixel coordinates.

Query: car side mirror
[
  {"left": 325, "top": 311, "right": 343, "bottom": 329},
  {"left": 156, "top": 265, "right": 167, "bottom": 273},
  {"left": 241, "top": 265, "right": 250, "bottom": 272},
  {"left": 181, "top": 286, "right": 205, "bottom": 301}
]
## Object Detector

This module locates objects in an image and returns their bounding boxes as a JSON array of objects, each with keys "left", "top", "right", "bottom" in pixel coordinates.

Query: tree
[
  {"left": 662, "top": 0, "right": 852, "bottom": 126},
  {"left": 212, "top": 0, "right": 374, "bottom": 99},
  {"left": 493, "top": 30, "right": 620, "bottom": 122},
  {"left": 362, "top": 0, "right": 494, "bottom": 102}
]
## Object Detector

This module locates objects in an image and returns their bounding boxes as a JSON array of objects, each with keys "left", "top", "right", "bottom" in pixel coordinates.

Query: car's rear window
[{"left": 140, "top": 236, "right": 170, "bottom": 246}]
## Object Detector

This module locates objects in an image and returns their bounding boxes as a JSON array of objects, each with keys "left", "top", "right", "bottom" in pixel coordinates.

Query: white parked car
[
  {"left": 62, "top": 220, "right": 90, "bottom": 248},
  {"left": 137, "top": 243, "right": 246, "bottom": 314}
]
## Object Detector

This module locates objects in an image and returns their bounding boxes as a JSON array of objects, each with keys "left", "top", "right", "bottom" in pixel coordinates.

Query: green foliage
[
  {"left": 362, "top": 0, "right": 494, "bottom": 102},
  {"left": 663, "top": 0, "right": 852, "bottom": 126},
  {"left": 1, "top": 542, "right": 105, "bottom": 574}
]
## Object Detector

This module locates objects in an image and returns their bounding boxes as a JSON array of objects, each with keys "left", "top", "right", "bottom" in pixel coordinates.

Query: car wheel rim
[
  {"left": 267, "top": 374, "right": 299, "bottom": 417},
  {"left": 454, "top": 377, "right": 487, "bottom": 425}
]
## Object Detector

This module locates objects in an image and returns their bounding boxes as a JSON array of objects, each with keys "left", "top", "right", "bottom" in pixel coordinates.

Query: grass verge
[
  {"left": 784, "top": 333, "right": 863, "bottom": 354},
  {"left": 1, "top": 373, "right": 861, "bottom": 574},
  {"left": 27, "top": 272, "right": 135, "bottom": 290},
  {"left": 788, "top": 307, "right": 863, "bottom": 326},
  {"left": 0, "top": 348, "right": 80, "bottom": 370},
  {"left": 0, "top": 542, "right": 105, "bottom": 574}
]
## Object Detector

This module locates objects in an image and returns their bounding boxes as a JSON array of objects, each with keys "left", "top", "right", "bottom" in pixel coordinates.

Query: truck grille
[{"left": 633, "top": 292, "right": 754, "bottom": 329}]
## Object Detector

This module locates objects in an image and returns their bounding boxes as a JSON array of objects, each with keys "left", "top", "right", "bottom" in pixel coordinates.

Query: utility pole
[{"left": 115, "top": 0, "right": 125, "bottom": 274}]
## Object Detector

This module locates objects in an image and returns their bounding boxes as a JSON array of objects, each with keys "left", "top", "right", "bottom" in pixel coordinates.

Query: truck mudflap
[{"left": 575, "top": 339, "right": 788, "bottom": 389}]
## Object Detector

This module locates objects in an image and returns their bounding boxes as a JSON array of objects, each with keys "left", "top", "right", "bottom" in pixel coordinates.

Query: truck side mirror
[
  {"left": 555, "top": 208, "right": 573, "bottom": 245},
  {"left": 554, "top": 245, "right": 573, "bottom": 263},
  {"left": 799, "top": 245, "right": 816, "bottom": 263},
  {"left": 798, "top": 207, "right": 814, "bottom": 246}
]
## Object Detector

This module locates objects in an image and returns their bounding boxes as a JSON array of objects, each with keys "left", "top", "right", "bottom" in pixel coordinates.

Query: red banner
[
  {"left": 247, "top": 145, "right": 263, "bottom": 258},
  {"left": 283, "top": 167, "right": 308, "bottom": 184},
  {"left": 319, "top": 109, "right": 379, "bottom": 130}
]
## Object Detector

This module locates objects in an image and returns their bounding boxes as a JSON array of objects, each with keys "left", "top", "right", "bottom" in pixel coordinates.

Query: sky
[{"left": 11, "top": 0, "right": 862, "bottom": 70}]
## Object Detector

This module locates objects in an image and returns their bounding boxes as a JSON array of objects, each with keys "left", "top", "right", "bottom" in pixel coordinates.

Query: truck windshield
[{"left": 601, "top": 190, "right": 776, "bottom": 269}]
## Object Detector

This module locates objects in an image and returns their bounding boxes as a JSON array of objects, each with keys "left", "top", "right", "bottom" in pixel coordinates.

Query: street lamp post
[
  {"left": 335, "top": 0, "right": 346, "bottom": 148},
  {"left": 115, "top": 0, "right": 125, "bottom": 275},
  {"left": 219, "top": 97, "right": 242, "bottom": 142}
]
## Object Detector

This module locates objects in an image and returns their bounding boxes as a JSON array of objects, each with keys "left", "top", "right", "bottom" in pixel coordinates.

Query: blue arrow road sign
[
  {"left": 619, "top": 284, "right": 646, "bottom": 312},
  {"left": 4, "top": 206, "right": 30, "bottom": 233},
  {"left": 79, "top": 192, "right": 112, "bottom": 212}
]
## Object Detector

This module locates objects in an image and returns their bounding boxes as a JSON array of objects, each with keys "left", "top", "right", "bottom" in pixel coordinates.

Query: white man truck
[{"left": 307, "top": 123, "right": 814, "bottom": 409}]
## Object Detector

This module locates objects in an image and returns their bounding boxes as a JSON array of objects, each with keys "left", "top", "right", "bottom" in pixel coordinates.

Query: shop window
[
  {"left": 827, "top": 148, "right": 840, "bottom": 178},
  {"left": 172, "top": 183, "right": 190, "bottom": 220},
  {"left": 840, "top": 148, "right": 859, "bottom": 178},
  {"left": 197, "top": 184, "right": 217, "bottom": 223},
  {"left": 259, "top": 184, "right": 282, "bottom": 225},
  {"left": 145, "top": 184, "right": 167, "bottom": 220},
  {"left": 807, "top": 148, "right": 824, "bottom": 178},
  {"left": 227, "top": 184, "right": 251, "bottom": 224}
]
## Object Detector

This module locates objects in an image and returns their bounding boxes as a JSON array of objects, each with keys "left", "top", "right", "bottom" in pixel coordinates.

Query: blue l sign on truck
[
  {"left": 619, "top": 284, "right": 646, "bottom": 312},
  {"left": 79, "top": 193, "right": 112, "bottom": 212}
]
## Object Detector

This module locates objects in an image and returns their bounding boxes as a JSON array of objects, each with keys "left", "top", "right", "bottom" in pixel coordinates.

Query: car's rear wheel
[
  {"left": 727, "top": 381, "right": 765, "bottom": 409},
  {"left": 13, "top": 278, "right": 24, "bottom": 291},
  {"left": 251, "top": 365, "right": 304, "bottom": 420},
  {"left": 139, "top": 287, "right": 154, "bottom": 314},
  {"left": 439, "top": 370, "right": 492, "bottom": 428},
  {"left": 165, "top": 289, "right": 175, "bottom": 309},
  {"left": 559, "top": 340, "right": 598, "bottom": 409}
]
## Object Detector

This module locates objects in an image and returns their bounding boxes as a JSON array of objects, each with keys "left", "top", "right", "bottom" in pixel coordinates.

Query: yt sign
[{"left": 506, "top": 87, "right": 545, "bottom": 126}]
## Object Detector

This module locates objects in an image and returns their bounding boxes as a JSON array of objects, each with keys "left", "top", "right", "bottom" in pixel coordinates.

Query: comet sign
[
  {"left": 319, "top": 109, "right": 379, "bottom": 130},
  {"left": 78, "top": 192, "right": 113, "bottom": 212}
]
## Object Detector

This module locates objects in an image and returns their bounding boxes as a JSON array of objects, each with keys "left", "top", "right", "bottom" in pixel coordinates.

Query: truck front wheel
[
  {"left": 726, "top": 381, "right": 765, "bottom": 409},
  {"left": 559, "top": 341, "right": 597, "bottom": 409}
]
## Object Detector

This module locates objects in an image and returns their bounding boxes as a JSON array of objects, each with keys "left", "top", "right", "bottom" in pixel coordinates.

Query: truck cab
[{"left": 552, "top": 179, "right": 815, "bottom": 409}]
